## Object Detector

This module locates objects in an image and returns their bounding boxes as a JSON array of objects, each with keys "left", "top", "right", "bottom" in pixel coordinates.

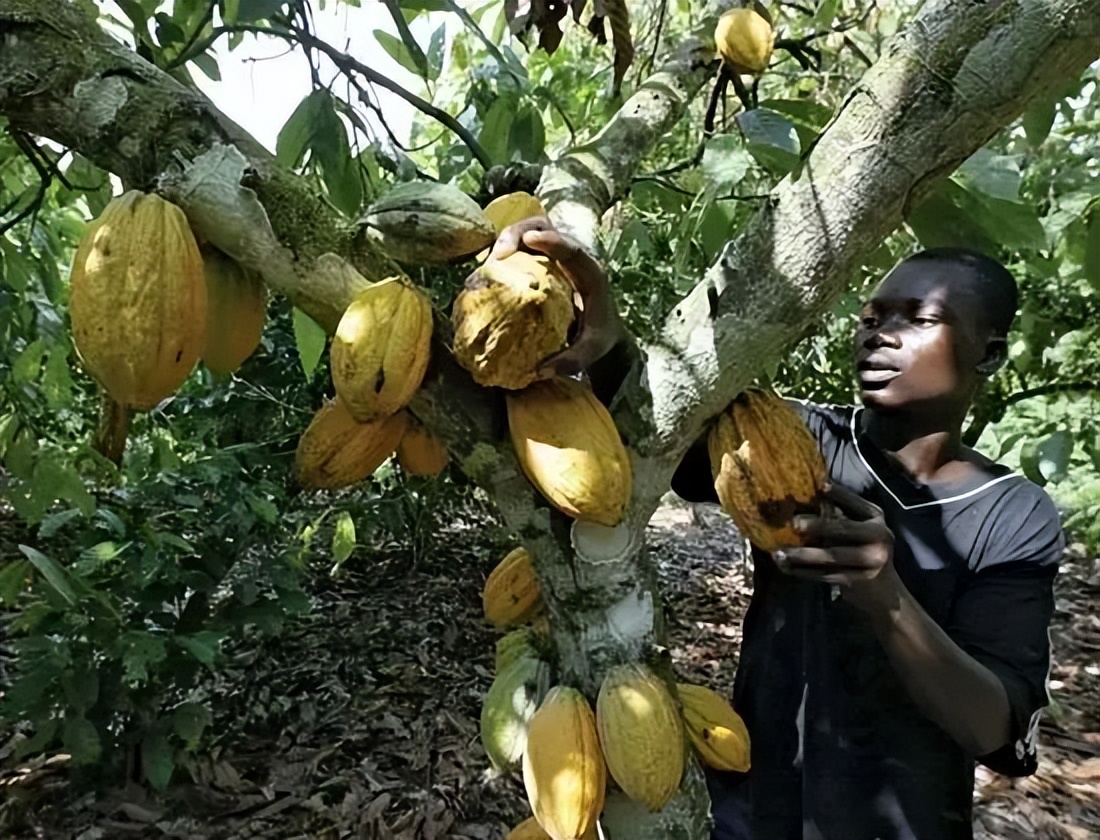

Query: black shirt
[{"left": 678, "top": 402, "right": 1064, "bottom": 840}]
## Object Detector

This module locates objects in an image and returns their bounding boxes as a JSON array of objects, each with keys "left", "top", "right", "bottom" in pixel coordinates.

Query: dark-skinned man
[{"left": 490, "top": 218, "right": 1063, "bottom": 840}]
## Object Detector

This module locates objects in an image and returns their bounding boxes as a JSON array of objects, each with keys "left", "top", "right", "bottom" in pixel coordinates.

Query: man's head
[{"left": 853, "top": 247, "right": 1018, "bottom": 415}]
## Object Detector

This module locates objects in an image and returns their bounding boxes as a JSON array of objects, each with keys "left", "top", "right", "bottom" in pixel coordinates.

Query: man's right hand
[{"left": 489, "top": 216, "right": 626, "bottom": 378}]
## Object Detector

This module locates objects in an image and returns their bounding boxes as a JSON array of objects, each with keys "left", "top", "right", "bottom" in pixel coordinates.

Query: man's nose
[{"left": 864, "top": 327, "right": 901, "bottom": 349}]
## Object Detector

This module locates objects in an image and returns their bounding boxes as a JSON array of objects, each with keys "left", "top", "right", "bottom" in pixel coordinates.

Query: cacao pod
[
  {"left": 523, "top": 686, "right": 606, "bottom": 840},
  {"left": 452, "top": 252, "right": 576, "bottom": 390},
  {"left": 483, "top": 547, "right": 545, "bottom": 629},
  {"left": 481, "top": 653, "right": 551, "bottom": 771},
  {"left": 707, "top": 388, "right": 826, "bottom": 551},
  {"left": 295, "top": 399, "right": 407, "bottom": 490},
  {"left": 331, "top": 277, "right": 432, "bottom": 422},
  {"left": 506, "top": 816, "right": 596, "bottom": 840},
  {"left": 69, "top": 190, "right": 206, "bottom": 409},
  {"left": 200, "top": 245, "right": 266, "bottom": 375},
  {"left": 495, "top": 626, "right": 544, "bottom": 673},
  {"left": 596, "top": 664, "right": 684, "bottom": 812},
  {"left": 677, "top": 683, "right": 751, "bottom": 773},
  {"left": 714, "top": 7, "right": 775, "bottom": 75},
  {"left": 395, "top": 415, "right": 449, "bottom": 476},
  {"left": 483, "top": 192, "right": 548, "bottom": 233},
  {"left": 362, "top": 182, "right": 495, "bottom": 264},
  {"left": 507, "top": 378, "right": 632, "bottom": 526}
]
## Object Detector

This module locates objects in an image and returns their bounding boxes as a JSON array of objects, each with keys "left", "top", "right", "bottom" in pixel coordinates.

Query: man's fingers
[
  {"left": 792, "top": 514, "right": 892, "bottom": 547},
  {"left": 775, "top": 547, "right": 881, "bottom": 581},
  {"left": 822, "top": 481, "right": 883, "bottom": 522},
  {"left": 521, "top": 230, "right": 608, "bottom": 297},
  {"left": 489, "top": 216, "right": 553, "bottom": 260}
]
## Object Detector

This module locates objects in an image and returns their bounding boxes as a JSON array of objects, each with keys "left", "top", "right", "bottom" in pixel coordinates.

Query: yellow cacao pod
[
  {"left": 495, "top": 626, "right": 544, "bottom": 673},
  {"left": 707, "top": 388, "right": 826, "bottom": 552},
  {"left": 362, "top": 182, "right": 496, "bottom": 264},
  {"left": 295, "top": 400, "right": 407, "bottom": 490},
  {"left": 507, "top": 378, "right": 632, "bottom": 527},
  {"left": 523, "top": 686, "right": 606, "bottom": 840},
  {"left": 481, "top": 653, "right": 551, "bottom": 771},
  {"left": 483, "top": 192, "right": 548, "bottom": 233},
  {"left": 395, "top": 415, "right": 449, "bottom": 477},
  {"left": 714, "top": 7, "right": 775, "bottom": 75},
  {"left": 331, "top": 277, "right": 432, "bottom": 422},
  {"left": 200, "top": 245, "right": 266, "bottom": 375},
  {"left": 452, "top": 252, "right": 576, "bottom": 390},
  {"left": 483, "top": 547, "right": 545, "bottom": 629},
  {"left": 596, "top": 664, "right": 684, "bottom": 812},
  {"left": 676, "top": 683, "right": 751, "bottom": 773},
  {"left": 69, "top": 190, "right": 206, "bottom": 409},
  {"left": 506, "top": 816, "right": 596, "bottom": 840}
]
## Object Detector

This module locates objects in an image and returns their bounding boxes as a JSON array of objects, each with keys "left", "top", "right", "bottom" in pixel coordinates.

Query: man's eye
[
  {"left": 914, "top": 317, "right": 938, "bottom": 327},
  {"left": 860, "top": 315, "right": 878, "bottom": 328}
]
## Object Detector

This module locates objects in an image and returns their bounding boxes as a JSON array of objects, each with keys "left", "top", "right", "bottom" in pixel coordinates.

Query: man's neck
[{"left": 861, "top": 407, "right": 971, "bottom": 484}]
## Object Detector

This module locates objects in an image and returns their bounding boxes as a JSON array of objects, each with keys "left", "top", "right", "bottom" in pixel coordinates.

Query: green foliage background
[{"left": 0, "top": 0, "right": 1096, "bottom": 789}]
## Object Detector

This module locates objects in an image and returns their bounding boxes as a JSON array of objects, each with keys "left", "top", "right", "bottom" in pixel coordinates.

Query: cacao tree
[{"left": 1, "top": 0, "right": 1098, "bottom": 836}]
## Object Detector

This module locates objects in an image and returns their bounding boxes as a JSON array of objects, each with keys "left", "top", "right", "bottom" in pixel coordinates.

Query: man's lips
[{"left": 857, "top": 358, "right": 900, "bottom": 383}]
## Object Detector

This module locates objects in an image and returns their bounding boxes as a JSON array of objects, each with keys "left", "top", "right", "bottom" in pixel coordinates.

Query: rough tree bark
[{"left": 2, "top": 0, "right": 1098, "bottom": 836}]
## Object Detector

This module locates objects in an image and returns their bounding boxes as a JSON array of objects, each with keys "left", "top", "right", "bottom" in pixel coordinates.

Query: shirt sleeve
[{"left": 945, "top": 485, "right": 1064, "bottom": 776}]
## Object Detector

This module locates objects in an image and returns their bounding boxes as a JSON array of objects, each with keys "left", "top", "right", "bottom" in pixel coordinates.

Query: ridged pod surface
[
  {"left": 506, "top": 816, "right": 596, "bottom": 840},
  {"left": 395, "top": 415, "right": 449, "bottom": 476},
  {"left": 707, "top": 389, "right": 826, "bottom": 552},
  {"left": 677, "top": 683, "right": 751, "bottom": 773},
  {"left": 714, "top": 7, "right": 775, "bottom": 75},
  {"left": 362, "top": 182, "right": 496, "bottom": 264},
  {"left": 596, "top": 664, "right": 685, "bottom": 812},
  {"left": 200, "top": 245, "right": 266, "bottom": 375},
  {"left": 483, "top": 192, "right": 548, "bottom": 232},
  {"left": 480, "top": 654, "right": 551, "bottom": 771},
  {"left": 295, "top": 400, "right": 407, "bottom": 490},
  {"left": 331, "top": 277, "right": 432, "bottom": 422},
  {"left": 69, "top": 190, "right": 206, "bottom": 409},
  {"left": 453, "top": 252, "right": 575, "bottom": 390},
  {"left": 523, "top": 686, "right": 606, "bottom": 840},
  {"left": 483, "top": 547, "right": 544, "bottom": 629},
  {"left": 506, "top": 378, "right": 632, "bottom": 526},
  {"left": 495, "top": 627, "right": 543, "bottom": 673}
]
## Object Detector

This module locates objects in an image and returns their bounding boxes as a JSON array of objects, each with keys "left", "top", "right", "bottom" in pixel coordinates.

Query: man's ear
[{"left": 976, "top": 337, "right": 1008, "bottom": 376}]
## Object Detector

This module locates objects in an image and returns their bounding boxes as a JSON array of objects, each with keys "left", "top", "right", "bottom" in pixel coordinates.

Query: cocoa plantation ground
[{"left": 1, "top": 498, "right": 1097, "bottom": 840}]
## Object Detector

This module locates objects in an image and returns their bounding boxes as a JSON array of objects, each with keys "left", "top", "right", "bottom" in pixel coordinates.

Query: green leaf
[
  {"left": 4, "top": 427, "right": 37, "bottom": 480},
  {"left": 331, "top": 511, "right": 356, "bottom": 572},
  {"left": 176, "top": 631, "right": 223, "bottom": 669},
  {"left": 736, "top": 109, "right": 800, "bottom": 175},
  {"left": 220, "top": 0, "right": 241, "bottom": 25},
  {"left": 19, "top": 545, "right": 78, "bottom": 605},
  {"left": 1084, "top": 205, "right": 1100, "bottom": 291},
  {"left": 757, "top": 99, "right": 833, "bottom": 148},
  {"left": 248, "top": 494, "right": 278, "bottom": 524},
  {"left": 814, "top": 0, "right": 841, "bottom": 27},
  {"left": 172, "top": 702, "right": 212, "bottom": 748},
  {"left": 62, "top": 716, "right": 102, "bottom": 765},
  {"left": 292, "top": 308, "right": 327, "bottom": 378},
  {"left": 41, "top": 348, "right": 75, "bottom": 411},
  {"left": 0, "top": 559, "right": 31, "bottom": 606},
  {"left": 236, "top": 0, "right": 285, "bottom": 22},
  {"left": 478, "top": 96, "right": 516, "bottom": 165},
  {"left": 426, "top": 23, "right": 447, "bottom": 82},
  {"left": 380, "top": 2, "right": 430, "bottom": 79},
  {"left": 60, "top": 666, "right": 99, "bottom": 714},
  {"left": 907, "top": 180, "right": 998, "bottom": 253},
  {"left": 13, "top": 338, "right": 46, "bottom": 385},
  {"left": 373, "top": 30, "right": 425, "bottom": 77},
  {"left": 957, "top": 149, "right": 1021, "bottom": 202},
  {"left": 1036, "top": 430, "right": 1074, "bottom": 484},
  {"left": 699, "top": 201, "right": 737, "bottom": 261},
  {"left": 702, "top": 135, "right": 751, "bottom": 194},
  {"left": 1022, "top": 98, "right": 1057, "bottom": 147},
  {"left": 34, "top": 454, "right": 96, "bottom": 516},
  {"left": 119, "top": 631, "right": 168, "bottom": 682},
  {"left": 142, "top": 732, "right": 175, "bottom": 790},
  {"left": 190, "top": 51, "right": 221, "bottom": 81},
  {"left": 276, "top": 90, "right": 329, "bottom": 169},
  {"left": 507, "top": 104, "right": 545, "bottom": 162}
]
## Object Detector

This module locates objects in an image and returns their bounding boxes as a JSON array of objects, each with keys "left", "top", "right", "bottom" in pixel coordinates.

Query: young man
[{"left": 492, "top": 221, "right": 1064, "bottom": 840}]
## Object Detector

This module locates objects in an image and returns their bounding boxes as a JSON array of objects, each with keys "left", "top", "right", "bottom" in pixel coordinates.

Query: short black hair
[{"left": 899, "top": 247, "right": 1019, "bottom": 337}]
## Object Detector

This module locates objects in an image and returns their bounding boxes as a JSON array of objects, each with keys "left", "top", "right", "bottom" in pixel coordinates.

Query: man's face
[{"left": 853, "top": 261, "right": 992, "bottom": 414}]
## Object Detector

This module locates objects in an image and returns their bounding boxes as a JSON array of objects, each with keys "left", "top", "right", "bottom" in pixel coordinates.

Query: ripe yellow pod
[
  {"left": 506, "top": 378, "right": 632, "bottom": 527},
  {"left": 331, "top": 277, "right": 433, "bottom": 422},
  {"left": 596, "top": 664, "right": 684, "bottom": 811},
  {"left": 483, "top": 547, "right": 545, "bottom": 629},
  {"left": 395, "top": 414, "right": 450, "bottom": 477},
  {"left": 523, "top": 686, "right": 606, "bottom": 840},
  {"left": 295, "top": 400, "right": 406, "bottom": 490},
  {"left": 70, "top": 190, "right": 207, "bottom": 409},
  {"left": 677, "top": 683, "right": 751, "bottom": 772},
  {"left": 714, "top": 7, "right": 775, "bottom": 75},
  {"left": 200, "top": 245, "right": 266, "bottom": 375},
  {"left": 707, "top": 389, "right": 826, "bottom": 551}
]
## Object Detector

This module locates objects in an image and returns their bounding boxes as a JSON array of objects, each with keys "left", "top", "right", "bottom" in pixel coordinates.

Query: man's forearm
[{"left": 862, "top": 570, "right": 1012, "bottom": 757}]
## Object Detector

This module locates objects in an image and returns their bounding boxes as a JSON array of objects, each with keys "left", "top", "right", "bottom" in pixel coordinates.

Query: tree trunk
[{"left": 2, "top": 0, "right": 1098, "bottom": 835}]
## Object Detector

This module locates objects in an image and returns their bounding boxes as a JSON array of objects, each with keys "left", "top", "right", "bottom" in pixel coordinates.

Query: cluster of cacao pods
[
  {"left": 708, "top": 388, "right": 826, "bottom": 551},
  {"left": 503, "top": 662, "right": 752, "bottom": 839},
  {"left": 69, "top": 190, "right": 268, "bottom": 412}
]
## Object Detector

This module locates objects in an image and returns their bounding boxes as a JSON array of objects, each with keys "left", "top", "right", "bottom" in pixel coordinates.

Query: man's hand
[
  {"left": 775, "top": 482, "right": 901, "bottom": 613},
  {"left": 490, "top": 216, "right": 625, "bottom": 378}
]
